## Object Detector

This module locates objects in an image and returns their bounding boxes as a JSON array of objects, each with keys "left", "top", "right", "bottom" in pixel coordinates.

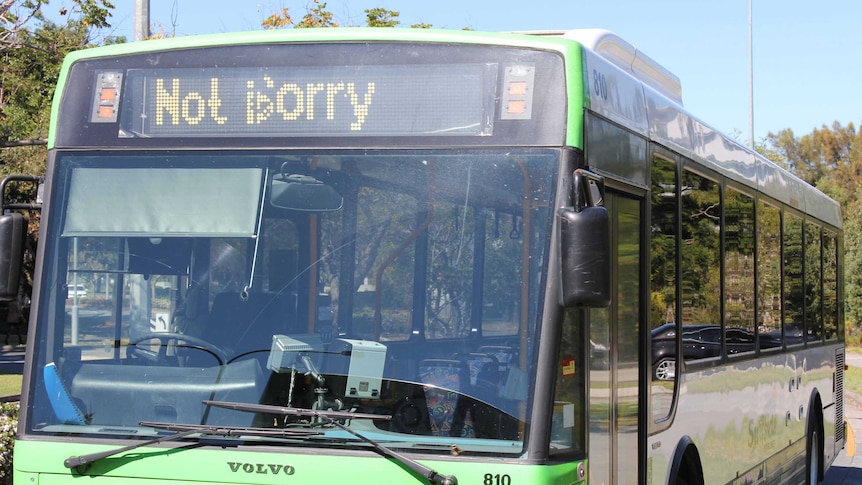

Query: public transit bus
[{"left": 10, "top": 28, "right": 845, "bottom": 485}]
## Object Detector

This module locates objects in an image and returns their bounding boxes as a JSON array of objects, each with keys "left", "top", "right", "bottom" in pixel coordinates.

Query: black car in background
[
  {"left": 651, "top": 323, "right": 758, "bottom": 380},
  {"left": 651, "top": 323, "right": 679, "bottom": 381}
]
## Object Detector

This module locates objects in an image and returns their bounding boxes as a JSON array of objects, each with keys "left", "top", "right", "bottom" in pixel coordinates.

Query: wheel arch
[{"left": 668, "top": 435, "right": 704, "bottom": 485}]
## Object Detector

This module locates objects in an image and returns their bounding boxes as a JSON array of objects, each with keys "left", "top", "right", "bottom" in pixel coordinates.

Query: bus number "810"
[
  {"left": 592, "top": 69, "right": 608, "bottom": 101},
  {"left": 484, "top": 473, "right": 512, "bottom": 485}
]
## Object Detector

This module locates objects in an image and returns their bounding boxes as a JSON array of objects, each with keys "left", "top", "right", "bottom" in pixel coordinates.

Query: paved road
[{"left": 0, "top": 345, "right": 24, "bottom": 374}]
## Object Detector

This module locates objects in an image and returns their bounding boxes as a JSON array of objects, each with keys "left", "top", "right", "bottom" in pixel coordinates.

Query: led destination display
[{"left": 116, "top": 64, "right": 499, "bottom": 138}]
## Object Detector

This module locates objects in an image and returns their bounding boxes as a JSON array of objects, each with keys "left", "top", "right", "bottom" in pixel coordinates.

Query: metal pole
[
  {"left": 134, "top": 0, "right": 150, "bottom": 41},
  {"left": 748, "top": 0, "right": 754, "bottom": 149},
  {"left": 71, "top": 238, "right": 78, "bottom": 345}
]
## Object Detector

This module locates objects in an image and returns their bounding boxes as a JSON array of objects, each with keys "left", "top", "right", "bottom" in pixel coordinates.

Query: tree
[
  {"left": 763, "top": 121, "right": 862, "bottom": 343},
  {"left": 765, "top": 122, "right": 858, "bottom": 187},
  {"left": 365, "top": 8, "right": 399, "bottom": 28},
  {"left": 1, "top": 0, "right": 119, "bottom": 291},
  {"left": 261, "top": 5, "right": 429, "bottom": 29},
  {"left": 262, "top": 1, "right": 339, "bottom": 30},
  {"left": 1, "top": 0, "right": 118, "bottom": 157}
]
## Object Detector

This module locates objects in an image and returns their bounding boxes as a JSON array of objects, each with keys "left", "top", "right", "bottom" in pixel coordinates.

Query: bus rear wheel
[{"left": 807, "top": 424, "right": 821, "bottom": 485}]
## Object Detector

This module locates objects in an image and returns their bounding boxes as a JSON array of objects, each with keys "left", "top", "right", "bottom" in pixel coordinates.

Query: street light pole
[
  {"left": 749, "top": 0, "right": 754, "bottom": 149},
  {"left": 134, "top": 0, "right": 149, "bottom": 41}
]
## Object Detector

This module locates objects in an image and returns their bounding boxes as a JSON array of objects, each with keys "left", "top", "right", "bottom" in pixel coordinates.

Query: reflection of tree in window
[
  {"left": 425, "top": 202, "right": 475, "bottom": 339},
  {"left": 724, "top": 188, "right": 755, "bottom": 349},
  {"left": 757, "top": 201, "right": 782, "bottom": 348},
  {"left": 805, "top": 222, "right": 822, "bottom": 342},
  {"left": 822, "top": 232, "right": 838, "bottom": 341},
  {"left": 783, "top": 214, "right": 804, "bottom": 345},
  {"left": 649, "top": 155, "right": 677, "bottom": 422},
  {"left": 350, "top": 187, "right": 417, "bottom": 341},
  {"left": 482, "top": 211, "right": 522, "bottom": 336},
  {"left": 680, "top": 169, "right": 721, "bottom": 358},
  {"left": 650, "top": 156, "right": 677, "bottom": 329}
]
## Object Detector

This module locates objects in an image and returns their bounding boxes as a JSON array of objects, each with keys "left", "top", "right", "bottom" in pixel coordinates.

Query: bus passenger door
[{"left": 589, "top": 191, "right": 643, "bottom": 485}]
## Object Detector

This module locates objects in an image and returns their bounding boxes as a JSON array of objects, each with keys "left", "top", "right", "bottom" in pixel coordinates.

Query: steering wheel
[{"left": 129, "top": 332, "right": 228, "bottom": 366}]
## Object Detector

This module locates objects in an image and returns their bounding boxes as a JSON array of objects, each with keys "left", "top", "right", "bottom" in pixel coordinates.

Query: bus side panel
[{"left": 647, "top": 345, "right": 837, "bottom": 484}]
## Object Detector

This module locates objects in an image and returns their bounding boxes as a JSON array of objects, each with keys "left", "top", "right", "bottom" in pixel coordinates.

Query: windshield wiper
[
  {"left": 64, "top": 429, "right": 198, "bottom": 469},
  {"left": 64, "top": 423, "right": 323, "bottom": 470},
  {"left": 203, "top": 400, "right": 391, "bottom": 422},
  {"left": 204, "top": 400, "right": 458, "bottom": 485}
]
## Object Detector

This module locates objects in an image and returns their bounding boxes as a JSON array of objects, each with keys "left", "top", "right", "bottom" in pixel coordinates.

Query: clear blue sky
[{"left": 79, "top": 0, "right": 862, "bottom": 144}]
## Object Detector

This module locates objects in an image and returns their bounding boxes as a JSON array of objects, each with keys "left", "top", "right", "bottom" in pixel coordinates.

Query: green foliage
[
  {"left": 260, "top": 4, "right": 438, "bottom": 29},
  {"left": 1, "top": 0, "right": 119, "bottom": 159},
  {"left": 763, "top": 121, "right": 862, "bottom": 342},
  {"left": 261, "top": 8, "right": 292, "bottom": 30},
  {"left": 365, "top": 8, "right": 399, "bottom": 28},
  {"left": 295, "top": 1, "right": 338, "bottom": 28},
  {"left": 766, "top": 122, "right": 857, "bottom": 187},
  {"left": 0, "top": 0, "right": 119, "bottom": 245},
  {"left": 262, "top": 1, "right": 339, "bottom": 30},
  {"left": 0, "top": 401, "right": 18, "bottom": 485}
]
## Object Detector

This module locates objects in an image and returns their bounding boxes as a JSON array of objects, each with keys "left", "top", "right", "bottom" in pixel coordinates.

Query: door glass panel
[
  {"left": 588, "top": 193, "right": 641, "bottom": 485},
  {"left": 680, "top": 169, "right": 721, "bottom": 362},
  {"left": 649, "top": 155, "right": 677, "bottom": 422},
  {"left": 615, "top": 196, "right": 640, "bottom": 485}
]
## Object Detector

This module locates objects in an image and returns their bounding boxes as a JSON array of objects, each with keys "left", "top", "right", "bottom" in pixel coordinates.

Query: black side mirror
[
  {"left": 559, "top": 170, "right": 610, "bottom": 308},
  {"left": 0, "top": 212, "right": 26, "bottom": 300}
]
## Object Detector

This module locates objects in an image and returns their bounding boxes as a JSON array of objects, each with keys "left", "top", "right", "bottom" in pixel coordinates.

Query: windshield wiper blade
[
  {"left": 138, "top": 421, "right": 325, "bottom": 438},
  {"left": 64, "top": 429, "right": 198, "bottom": 469},
  {"left": 204, "top": 400, "right": 458, "bottom": 485},
  {"left": 64, "top": 423, "right": 323, "bottom": 470},
  {"left": 202, "top": 400, "right": 391, "bottom": 422}
]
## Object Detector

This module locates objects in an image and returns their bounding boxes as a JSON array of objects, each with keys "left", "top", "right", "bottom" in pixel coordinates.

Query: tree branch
[{"left": 2, "top": 139, "right": 47, "bottom": 148}]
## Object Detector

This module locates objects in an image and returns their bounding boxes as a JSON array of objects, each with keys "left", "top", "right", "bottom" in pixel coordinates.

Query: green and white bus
[{"left": 10, "top": 28, "right": 844, "bottom": 485}]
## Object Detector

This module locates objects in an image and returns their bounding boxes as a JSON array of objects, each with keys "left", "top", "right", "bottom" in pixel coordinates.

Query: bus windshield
[{"left": 28, "top": 148, "right": 559, "bottom": 457}]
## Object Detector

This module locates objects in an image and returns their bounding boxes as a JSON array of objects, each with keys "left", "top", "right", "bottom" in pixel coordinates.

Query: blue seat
[{"left": 43, "top": 362, "right": 86, "bottom": 425}]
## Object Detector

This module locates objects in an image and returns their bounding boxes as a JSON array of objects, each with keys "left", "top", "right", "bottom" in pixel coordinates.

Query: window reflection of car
[
  {"left": 651, "top": 323, "right": 677, "bottom": 381},
  {"left": 66, "top": 284, "right": 87, "bottom": 299},
  {"left": 724, "top": 328, "right": 756, "bottom": 354},
  {"left": 681, "top": 326, "right": 722, "bottom": 361},
  {"left": 590, "top": 340, "right": 609, "bottom": 370},
  {"left": 651, "top": 324, "right": 758, "bottom": 380}
]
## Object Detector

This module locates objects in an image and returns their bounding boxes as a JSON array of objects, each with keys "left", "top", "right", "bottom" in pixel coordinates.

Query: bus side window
[
  {"left": 724, "top": 187, "right": 755, "bottom": 356},
  {"left": 783, "top": 213, "right": 804, "bottom": 346},
  {"left": 680, "top": 168, "right": 721, "bottom": 363},
  {"left": 757, "top": 201, "right": 782, "bottom": 350},
  {"left": 804, "top": 222, "right": 823, "bottom": 342},
  {"left": 822, "top": 231, "right": 839, "bottom": 341}
]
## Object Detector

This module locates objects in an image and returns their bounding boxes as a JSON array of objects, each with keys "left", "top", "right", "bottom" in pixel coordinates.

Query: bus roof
[
  {"left": 52, "top": 28, "right": 841, "bottom": 228},
  {"left": 59, "top": 28, "right": 578, "bottom": 63}
]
